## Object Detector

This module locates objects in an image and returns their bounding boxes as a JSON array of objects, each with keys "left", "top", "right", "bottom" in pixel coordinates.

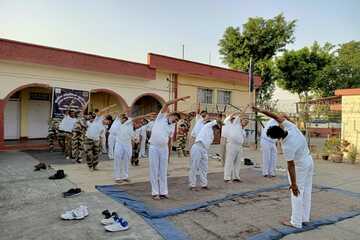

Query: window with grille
[
  {"left": 217, "top": 90, "right": 231, "bottom": 105},
  {"left": 198, "top": 88, "right": 213, "bottom": 104}
]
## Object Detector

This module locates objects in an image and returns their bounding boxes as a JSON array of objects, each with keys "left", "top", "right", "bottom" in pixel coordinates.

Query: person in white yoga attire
[
  {"left": 260, "top": 118, "right": 278, "bottom": 177},
  {"left": 223, "top": 112, "right": 248, "bottom": 183},
  {"left": 189, "top": 119, "right": 222, "bottom": 190},
  {"left": 148, "top": 96, "right": 191, "bottom": 200},
  {"left": 191, "top": 104, "right": 209, "bottom": 141},
  {"left": 253, "top": 106, "right": 314, "bottom": 229},
  {"left": 113, "top": 112, "right": 155, "bottom": 183}
]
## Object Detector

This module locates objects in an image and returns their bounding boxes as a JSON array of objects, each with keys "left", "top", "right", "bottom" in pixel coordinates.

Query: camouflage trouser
[
  {"left": 64, "top": 132, "right": 73, "bottom": 158},
  {"left": 72, "top": 132, "right": 84, "bottom": 160},
  {"left": 84, "top": 137, "right": 100, "bottom": 169},
  {"left": 58, "top": 130, "right": 65, "bottom": 151},
  {"left": 176, "top": 135, "right": 188, "bottom": 157},
  {"left": 48, "top": 129, "right": 57, "bottom": 151}
]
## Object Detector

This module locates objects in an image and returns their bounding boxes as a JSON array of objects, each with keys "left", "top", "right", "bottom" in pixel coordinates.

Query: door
[
  {"left": 4, "top": 100, "right": 20, "bottom": 140},
  {"left": 28, "top": 100, "right": 50, "bottom": 139}
]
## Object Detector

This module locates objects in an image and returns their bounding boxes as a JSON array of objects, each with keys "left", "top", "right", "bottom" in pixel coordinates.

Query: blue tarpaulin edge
[
  {"left": 96, "top": 182, "right": 360, "bottom": 240},
  {"left": 247, "top": 210, "right": 360, "bottom": 240},
  {"left": 95, "top": 185, "right": 190, "bottom": 240}
]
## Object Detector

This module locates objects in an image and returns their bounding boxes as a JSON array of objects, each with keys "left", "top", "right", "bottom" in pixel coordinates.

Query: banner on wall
[{"left": 52, "top": 87, "right": 89, "bottom": 118}]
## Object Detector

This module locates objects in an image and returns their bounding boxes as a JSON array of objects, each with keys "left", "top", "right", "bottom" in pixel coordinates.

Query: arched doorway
[
  {"left": 3, "top": 84, "right": 51, "bottom": 141},
  {"left": 131, "top": 94, "right": 164, "bottom": 115},
  {"left": 89, "top": 89, "right": 128, "bottom": 115}
]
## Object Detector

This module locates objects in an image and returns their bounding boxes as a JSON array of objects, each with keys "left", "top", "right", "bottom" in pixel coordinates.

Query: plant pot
[
  {"left": 321, "top": 155, "right": 329, "bottom": 160},
  {"left": 330, "top": 153, "right": 343, "bottom": 163}
]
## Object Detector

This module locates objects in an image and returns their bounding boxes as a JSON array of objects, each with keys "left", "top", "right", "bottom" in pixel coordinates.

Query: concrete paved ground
[
  {"left": 0, "top": 151, "right": 161, "bottom": 240},
  {"left": 1, "top": 139, "right": 360, "bottom": 240}
]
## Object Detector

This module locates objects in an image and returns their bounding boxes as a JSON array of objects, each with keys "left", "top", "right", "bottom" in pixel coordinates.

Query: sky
[{"left": 1, "top": 0, "right": 359, "bottom": 68}]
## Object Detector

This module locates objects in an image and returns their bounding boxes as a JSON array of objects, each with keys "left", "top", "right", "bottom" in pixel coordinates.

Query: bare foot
[{"left": 281, "top": 220, "right": 296, "bottom": 228}]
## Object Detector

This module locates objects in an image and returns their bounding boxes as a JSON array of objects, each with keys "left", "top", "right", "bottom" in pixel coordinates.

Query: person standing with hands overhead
[
  {"left": 252, "top": 106, "right": 314, "bottom": 229},
  {"left": 148, "top": 96, "right": 191, "bottom": 200}
]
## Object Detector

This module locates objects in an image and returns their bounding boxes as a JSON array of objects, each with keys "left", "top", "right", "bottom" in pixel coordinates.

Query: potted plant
[
  {"left": 347, "top": 145, "right": 358, "bottom": 164},
  {"left": 321, "top": 138, "right": 333, "bottom": 160},
  {"left": 327, "top": 138, "right": 349, "bottom": 163}
]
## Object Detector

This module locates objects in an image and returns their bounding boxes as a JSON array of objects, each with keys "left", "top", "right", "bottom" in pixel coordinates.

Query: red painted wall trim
[
  {"left": 0, "top": 38, "right": 156, "bottom": 80},
  {"left": 148, "top": 53, "right": 262, "bottom": 87},
  {"left": 335, "top": 88, "right": 360, "bottom": 96}
]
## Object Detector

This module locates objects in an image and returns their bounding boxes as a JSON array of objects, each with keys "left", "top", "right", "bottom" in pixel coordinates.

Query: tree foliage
[
  {"left": 276, "top": 42, "right": 333, "bottom": 96},
  {"left": 218, "top": 14, "right": 296, "bottom": 105},
  {"left": 315, "top": 41, "right": 360, "bottom": 96}
]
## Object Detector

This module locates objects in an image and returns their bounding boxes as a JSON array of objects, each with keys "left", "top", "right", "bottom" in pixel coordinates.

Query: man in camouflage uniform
[
  {"left": 71, "top": 113, "right": 88, "bottom": 163},
  {"left": 176, "top": 114, "right": 194, "bottom": 157},
  {"left": 48, "top": 117, "right": 61, "bottom": 152},
  {"left": 84, "top": 114, "right": 112, "bottom": 171}
]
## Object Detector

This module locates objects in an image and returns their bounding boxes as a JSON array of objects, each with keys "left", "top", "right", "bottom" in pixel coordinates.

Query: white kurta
[
  {"left": 189, "top": 120, "right": 217, "bottom": 187},
  {"left": 223, "top": 117, "right": 245, "bottom": 181},
  {"left": 108, "top": 118, "right": 121, "bottom": 160},
  {"left": 113, "top": 119, "right": 134, "bottom": 180},
  {"left": 191, "top": 115, "right": 205, "bottom": 138},
  {"left": 260, "top": 119, "right": 278, "bottom": 176},
  {"left": 148, "top": 113, "right": 175, "bottom": 196},
  {"left": 59, "top": 115, "right": 77, "bottom": 132},
  {"left": 282, "top": 120, "right": 314, "bottom": 228}
]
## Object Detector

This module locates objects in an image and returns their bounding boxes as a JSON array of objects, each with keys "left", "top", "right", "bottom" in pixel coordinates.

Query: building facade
[
  {"left": 335, "top": 88, "right": 360, "bottom": 152},
  {"left": 0, "top": 38, "right": 261, "bottom": 149}
]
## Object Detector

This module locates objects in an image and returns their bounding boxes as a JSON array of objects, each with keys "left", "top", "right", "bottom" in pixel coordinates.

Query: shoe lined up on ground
[
  {"left": 104, "top": 215, "right": 129, "bottom": 232},
  {"left": 101, "top": 209, "right": 129, "bottom": 232},
  {"left": 61, "top": 205, "right": 88, "bottom": 220},
  {"left": 63, "top": 188, "right": 81, "bottom": 198},
  {"left": 34, "top": 162, "right": 47, "bottom": 171},
  {"left": 49, "top": 170, "right": 66, "bottom": 180},
  {"left": 101, "top": 210, "right": 118, "bottom": 225}
]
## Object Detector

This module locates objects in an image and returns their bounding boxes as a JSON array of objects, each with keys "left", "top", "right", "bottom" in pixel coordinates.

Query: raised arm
[
  {"left": 130, "top": 112, "right": 157, "bottom": 122},
  {"left": 98, "top": 104, "right": 118, "bottom": 115},
  {"left": 252, "top": 106, "right": 285, "bottom": 123},
  {"left": 160, "top": 96, "right": 191, "bottom": 113}
]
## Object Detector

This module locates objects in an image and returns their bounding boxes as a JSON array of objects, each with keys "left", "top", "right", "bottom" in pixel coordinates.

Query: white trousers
[
  {"left": 261, "top": 141, "right": 277, "bottom": 176},
  {"left": 289, "top": 158, "right": 314, "bottom": 228},
  {"left": 114, "top": 142, "right": 132, "bottom": 180},
  {"left": 149, "top": 145, "right": 169, "bottom": 196},
  {"left": 108, "top": 134, "right": 116, "bottom": 159},
  {"left": 139, "top": 135, "right": 147, "bottom": 158},
  {"left": 224, "top": 143, "right": 243, "bottom": 180},
  {"left": 189, "top": 142, "right": 208, "bottom": 187}
]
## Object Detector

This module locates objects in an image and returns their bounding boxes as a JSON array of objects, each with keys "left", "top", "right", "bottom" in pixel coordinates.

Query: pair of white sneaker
[
  {"left": 101, "top": 214, "right": 129, "bottom": 232},
  {"left": 61, "top": 205, "right": 89, "bottom": 220}
]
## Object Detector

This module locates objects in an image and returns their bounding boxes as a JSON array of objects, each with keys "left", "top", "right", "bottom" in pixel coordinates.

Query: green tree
[
  {"left": 315, "top": 41, "right": 360, "bottom": 96},
  {"left": 276, "top": 42, "right": 333, "bottom": 141},
  {"left": 218, "top": 14, "right": 296, "bottom": 105}
]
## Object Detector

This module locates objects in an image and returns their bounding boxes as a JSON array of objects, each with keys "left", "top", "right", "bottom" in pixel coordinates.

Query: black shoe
[
  {"left": 34, "top": 163, "right": 47, "bottom": 171},
  {"left": 63, "top": 188, "right": 81, "bottom": 198},
  {"left": 135, "top": 160, "right": 139, "bottom": 166},
  {"left": 49, "top": 170, "right": 66, "bottom": 180},
  {"left": 102, "top": 209, "right": 112, "bottom": 219},
  {"left": 159, "top": 195, "right": 168, "bottom": 199},
  {"left": 244, "top": 158, "right": 254, "bottom": 165}
]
